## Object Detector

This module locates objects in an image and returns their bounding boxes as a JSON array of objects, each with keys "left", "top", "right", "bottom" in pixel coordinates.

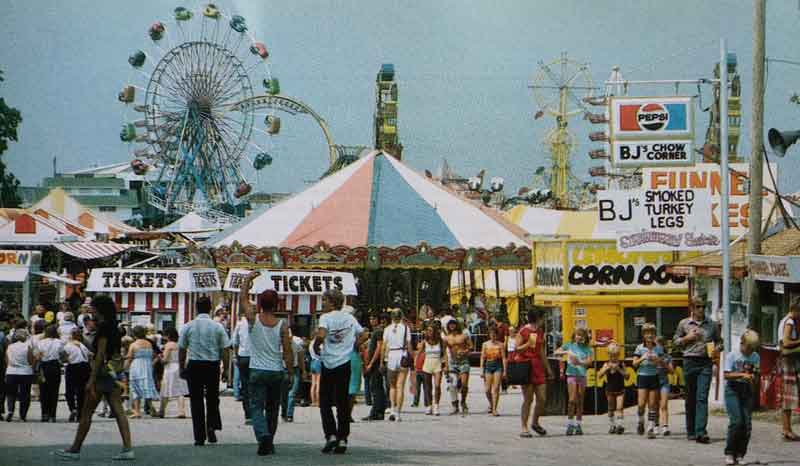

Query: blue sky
[{"left": 2, "top": 1, "right": 800, "bottom": 196}]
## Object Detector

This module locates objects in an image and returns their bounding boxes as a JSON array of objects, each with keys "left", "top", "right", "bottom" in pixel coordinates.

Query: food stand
[
  {"left": 0, "top": 250, "right": 42, "bottom": 317},
  {"left": 86, "top": 268, "right": 221, "bottom": 330},
  {"left": 223, "top": 268, "right": 357, "bottom": 337},
  {"left": 532, "top": 239, "right": 690, "bottom": 413}
]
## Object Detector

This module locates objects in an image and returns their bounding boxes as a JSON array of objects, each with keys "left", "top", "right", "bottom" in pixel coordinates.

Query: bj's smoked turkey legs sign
[{"left": 597, "top": 163, "right": 776, "bottom": 252}]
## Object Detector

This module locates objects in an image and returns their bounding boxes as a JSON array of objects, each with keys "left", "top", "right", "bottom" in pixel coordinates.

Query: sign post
[{"left": 720, "top": 38, "right": 731, "bottom": 356}]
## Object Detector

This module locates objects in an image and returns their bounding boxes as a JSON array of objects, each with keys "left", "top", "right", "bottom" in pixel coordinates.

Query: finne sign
[{"left": 608, "top": 96, "right": 694, "bottom": 168}]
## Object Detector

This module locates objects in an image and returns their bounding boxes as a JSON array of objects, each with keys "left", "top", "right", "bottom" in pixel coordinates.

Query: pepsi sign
[{"left": 610, "top": 97, "right": 693, "bottom": 139}]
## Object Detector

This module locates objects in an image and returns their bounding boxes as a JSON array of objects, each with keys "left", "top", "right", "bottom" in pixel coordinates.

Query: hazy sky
[{"left": 2, "top": 1, "right": 800, "bottom": 196}]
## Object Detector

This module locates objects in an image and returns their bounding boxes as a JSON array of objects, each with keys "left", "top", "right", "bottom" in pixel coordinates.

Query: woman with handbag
[
  {"left": 381, "top": 309, "right": 411, "bottom": 422},
  {"left": 515, "top": 308, "right": 553, "bottom": 438},
  {"left": 54, "top": 294, "right": 135, "bottom": 461}
]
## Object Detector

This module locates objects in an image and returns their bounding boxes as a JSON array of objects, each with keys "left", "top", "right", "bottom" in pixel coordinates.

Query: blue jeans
[
  {"left": 684, "top": 358, "right": 712, "bottom": 438},
  {"left": 248, "top": 369, "right": 285, "bottom": 443},
  {"left": 280, "top": 373, "right": 300, "bottom": 419},
  {"left": 233, "top": 363, "right": 240, "bottom": 399},
  {"left": 237, "top": 356, "right": 251, "bottom": 420},
  {"left": 725, "top": 383, "right": 753, "bottom": 458}
]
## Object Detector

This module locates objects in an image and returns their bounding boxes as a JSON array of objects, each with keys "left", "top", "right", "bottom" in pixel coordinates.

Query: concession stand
[
  {"left": 223, "top": 268, "right": 358, "bottom": 337},
  {"left": 532, "top": 239, "right": 690, "bottom": 414},
  {"left": 0, "top": 250, "right": 42, "bottom": 317},
  {"left": 86, "top": 267, "right": 221, "bottom": 330}
]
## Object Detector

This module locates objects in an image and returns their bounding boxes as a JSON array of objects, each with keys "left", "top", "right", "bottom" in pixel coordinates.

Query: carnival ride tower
[
  {"left": 374, "top": 64, "right": 403, "bottom": 159},
  {"left": 530, "top": 53, "right": 595, "bottom": 208}
]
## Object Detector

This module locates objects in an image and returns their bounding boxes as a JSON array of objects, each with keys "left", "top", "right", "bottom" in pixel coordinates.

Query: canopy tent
[
  {"left": 209, "top": 151, "right": 531, "bottom": 271},
  {"left": 31, "top": 188, "right": 139, "bottom": 239},
  {"left": 505, "top": 205, "right": 612, "bottom": 240},
  {"left": 159, "top": 212, "right": 230, "bottom": 235}
]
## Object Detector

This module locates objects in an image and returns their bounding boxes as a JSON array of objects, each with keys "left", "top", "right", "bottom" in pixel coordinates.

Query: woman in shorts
[
  {"left": 480, "top": 326, "right": 506, "bottom": 416},
  {"left": 633, "top": 323, "right": 664, "bottom": 439}
]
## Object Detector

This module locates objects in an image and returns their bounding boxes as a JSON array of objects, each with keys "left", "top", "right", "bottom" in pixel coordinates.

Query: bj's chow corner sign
[
  {"left": 87, "top": 268, "right": 221, "bottom": 293},
  {"left": 609, "top": 96, "right": 695, "bottom": 168}
]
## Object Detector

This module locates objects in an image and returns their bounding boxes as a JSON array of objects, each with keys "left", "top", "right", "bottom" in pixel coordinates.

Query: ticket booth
[
  {"left": 223, "top": 268, "right": 357, "bottom": 338},
  {"left": 86, "top": 268, "right": 222, "bottom": 330}
]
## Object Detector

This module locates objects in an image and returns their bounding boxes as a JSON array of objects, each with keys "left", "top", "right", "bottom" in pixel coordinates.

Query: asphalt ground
[{"left": 0, "top": 371, "right": 798, "bottom": 466}]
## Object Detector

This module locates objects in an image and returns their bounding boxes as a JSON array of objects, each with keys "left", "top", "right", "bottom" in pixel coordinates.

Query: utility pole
[{"left": 747, "top": 0, "right": 766, "bottom": 332}]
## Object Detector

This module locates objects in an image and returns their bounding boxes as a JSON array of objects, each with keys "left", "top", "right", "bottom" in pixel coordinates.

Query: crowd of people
[{"left": 0, "top": 289, "right": 798, "bottom": 466}]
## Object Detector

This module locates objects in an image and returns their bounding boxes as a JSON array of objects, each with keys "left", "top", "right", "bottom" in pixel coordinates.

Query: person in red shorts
[{"left": 516, "top": 308, "right": 553, "bottom": 438}]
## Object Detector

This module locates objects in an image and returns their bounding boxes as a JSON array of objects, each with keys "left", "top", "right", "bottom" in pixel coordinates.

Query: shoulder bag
[{"left": 400, "top": 325, "right": 412, "bottom": 369}]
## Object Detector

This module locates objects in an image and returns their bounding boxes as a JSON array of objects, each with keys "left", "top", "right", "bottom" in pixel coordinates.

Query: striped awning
[{"left": 53, "top": 242, "right": 135, "bottom": 260}]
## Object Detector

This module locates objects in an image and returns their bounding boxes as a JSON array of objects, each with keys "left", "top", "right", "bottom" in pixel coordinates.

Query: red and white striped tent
[{"left": 86, "top": 268, "right": 221, "bottom": 329}]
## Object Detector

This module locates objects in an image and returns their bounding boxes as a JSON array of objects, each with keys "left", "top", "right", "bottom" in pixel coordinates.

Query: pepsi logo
[{"left": 636, "top": 103, "right": 669, "bottom": 131}]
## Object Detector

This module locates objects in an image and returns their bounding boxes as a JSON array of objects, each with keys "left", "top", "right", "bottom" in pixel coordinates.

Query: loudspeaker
[{"left": 767, "top": 128, "right": 800, "bottom": 157}]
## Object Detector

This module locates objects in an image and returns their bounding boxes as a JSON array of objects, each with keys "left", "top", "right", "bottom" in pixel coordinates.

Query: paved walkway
[{"left": 0, "top": 372, "right": 797, "bottom": 465}]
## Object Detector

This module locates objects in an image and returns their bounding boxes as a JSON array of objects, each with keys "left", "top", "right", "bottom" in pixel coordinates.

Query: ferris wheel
[
  {"left": 118, "top": 4, "right": 280, "bottom": 218},
  {"left": 529, "top": 53, "right": 596, "bottom": 208}
]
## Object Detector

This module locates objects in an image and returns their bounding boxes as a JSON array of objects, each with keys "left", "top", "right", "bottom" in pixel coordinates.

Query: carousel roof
[
  {"left": 208, "top": 151, "right": 530, "bottom": 270},
  {"left": 209, "top": 151, "right": 527, "bottom": 249}
]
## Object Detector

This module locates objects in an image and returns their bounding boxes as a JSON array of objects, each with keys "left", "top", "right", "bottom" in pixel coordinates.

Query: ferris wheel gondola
[{"left": 117, "top": 3, "right": 280, "bottom": 217}]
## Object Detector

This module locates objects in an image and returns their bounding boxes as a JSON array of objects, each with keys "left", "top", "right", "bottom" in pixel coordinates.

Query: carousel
[{"left": 206, "top": 151, "right": 532, "bottom": 321}]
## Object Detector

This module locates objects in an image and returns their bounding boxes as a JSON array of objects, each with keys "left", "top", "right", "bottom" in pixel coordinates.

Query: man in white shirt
[
  {"left": 381, "top": 309, "right": 411, "bottom": 422},
  {"left": 313, "top": 289, "right": 366, "bottom": 454},
  {"left": 178, "top": 297, "right": 231, "bottom": 446},
  {"left": 231, "top": 315, "right": 252, "bottom": 423}
]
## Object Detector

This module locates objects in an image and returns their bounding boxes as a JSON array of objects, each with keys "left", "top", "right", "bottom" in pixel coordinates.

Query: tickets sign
[
  {"left": 223, "top": 269, "right": 358, "bottom": 296},
  {"left": 87, "top": 268, "right": 221, "bottom": 293}
]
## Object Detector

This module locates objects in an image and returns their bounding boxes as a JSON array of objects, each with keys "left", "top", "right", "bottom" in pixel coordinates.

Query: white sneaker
[
  {"left": 53, "top": 450, "right": 80, "bottom": 461},
  {"left": 433, "top": 405, "right": 440, "bottom": 416},
  {"left": 395, "top": 413, "right": 402, "bottom": 422},
  {"left": 724, "top": 455, "right": 736, "bottom": 465},
  {"left": 425, "top": 406, "right": 433, "bottom": 415},
  {"left": 112, "top": 449, "right": 135, "bottom": 461}
]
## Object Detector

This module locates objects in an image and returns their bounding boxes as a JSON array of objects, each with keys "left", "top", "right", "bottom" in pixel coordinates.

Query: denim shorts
[
  {"left": 484, "top": 359, "right": 502, "bottom": 375},
  {"left": 637, "top": 374, "right": 660, "bottom": 390}
]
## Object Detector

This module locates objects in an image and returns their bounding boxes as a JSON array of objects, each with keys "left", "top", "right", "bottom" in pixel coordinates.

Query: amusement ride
[
  {"left": 117, "top": 4, "right": 348, "bottom": 222},
  {"left": 529, "top": 53, "right": 599, "bottom": 209}
]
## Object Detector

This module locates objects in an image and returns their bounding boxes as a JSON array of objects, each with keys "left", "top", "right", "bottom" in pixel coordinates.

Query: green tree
[{"left": 0, "top": 69, "right": 23, "bottom": 208}]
